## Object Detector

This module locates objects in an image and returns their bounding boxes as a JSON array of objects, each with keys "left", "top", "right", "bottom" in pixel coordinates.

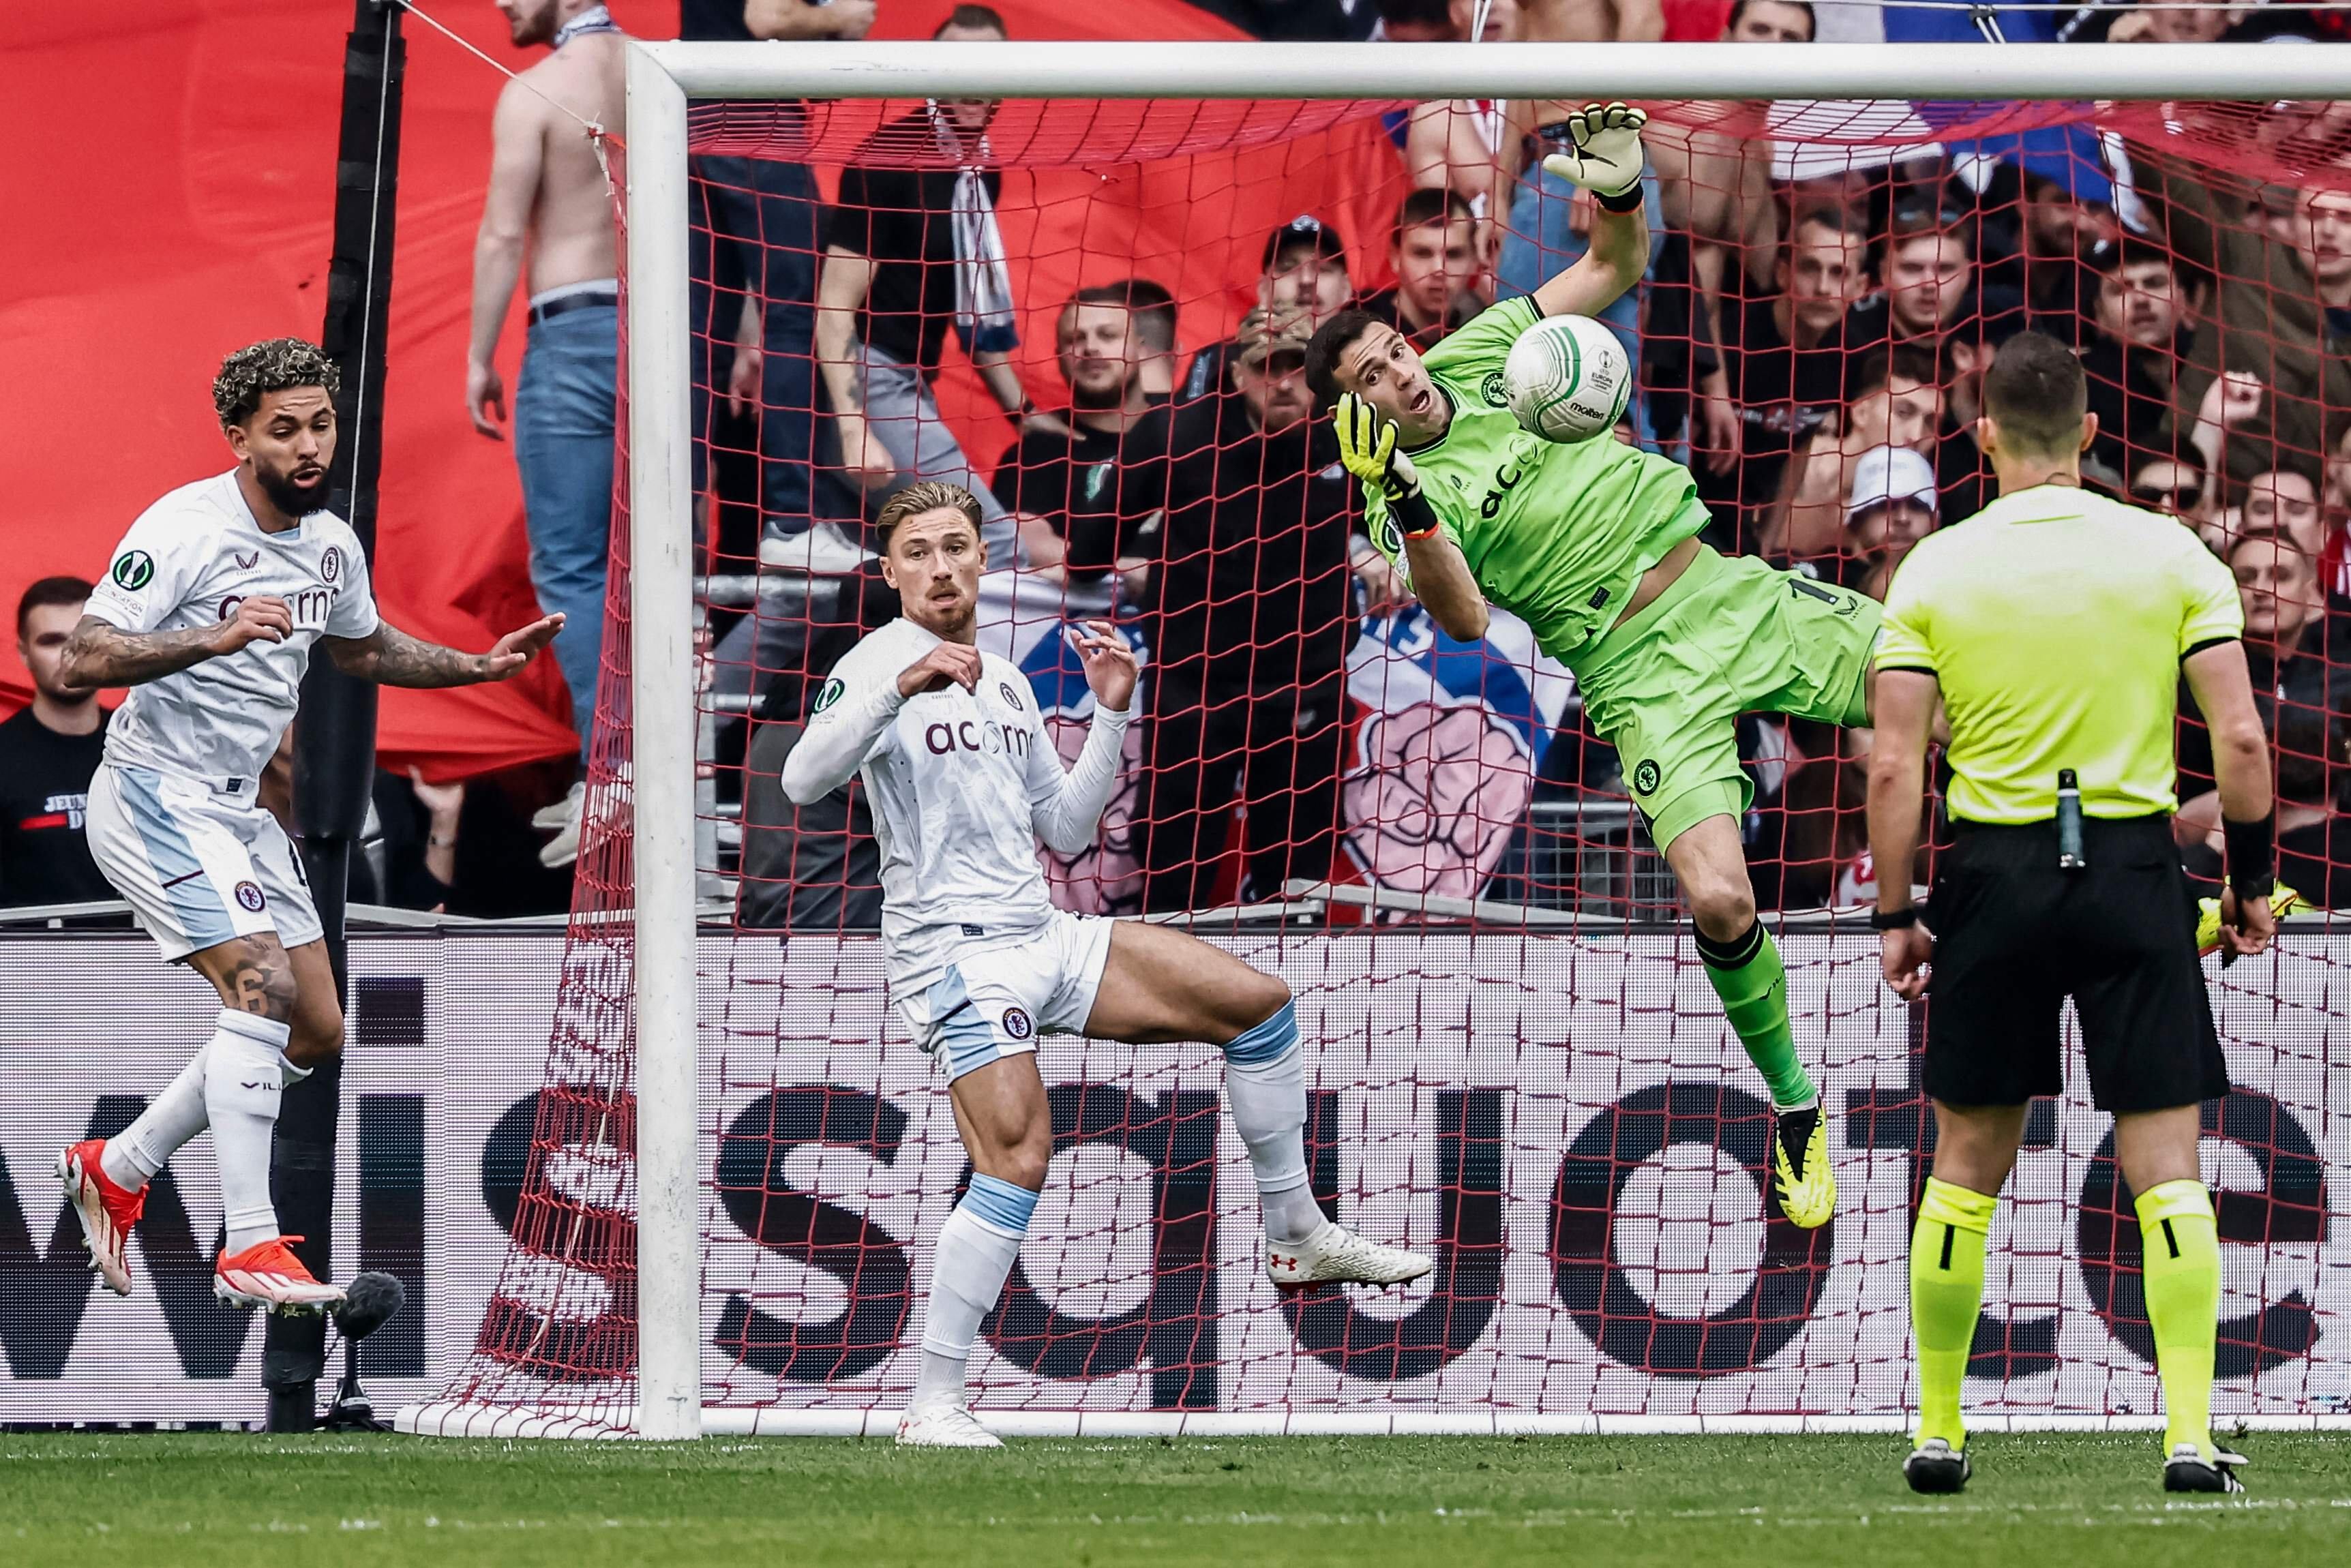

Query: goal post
[{"left": 393, "top": 40, "right": 2351, "bottom": 1441}]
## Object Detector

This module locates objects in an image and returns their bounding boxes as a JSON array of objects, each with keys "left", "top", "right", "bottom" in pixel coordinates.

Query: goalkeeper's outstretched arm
[{"left": 1530, "top": 103, "right": 1651, "bottom": 324}]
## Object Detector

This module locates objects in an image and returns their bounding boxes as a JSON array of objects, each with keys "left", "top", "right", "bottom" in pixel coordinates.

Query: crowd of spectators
[{"left": 11, "top": 0, "right": 2351, "bottom": 925}]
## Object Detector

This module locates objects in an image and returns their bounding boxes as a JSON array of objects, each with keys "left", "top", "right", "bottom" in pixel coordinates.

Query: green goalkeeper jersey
[{"left": 1362, "top": 297, "right": 1709, "bottom": 669}]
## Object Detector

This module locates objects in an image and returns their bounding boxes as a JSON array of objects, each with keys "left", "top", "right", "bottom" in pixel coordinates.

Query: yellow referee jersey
[{"left": 1876, "top": 485, "right": 2242, "bottom": 825}]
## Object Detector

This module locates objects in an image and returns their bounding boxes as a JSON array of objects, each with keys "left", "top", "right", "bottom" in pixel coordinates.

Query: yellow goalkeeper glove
[
  {"left": 2196, "top": 884, "right": 2302, "bottom": 965},
  {"left": 1335, "top": 393, "right": 1420, "bottom": 503},
  {"left": 1540, "top": 102, "right": 1649, "bottom": 201}
]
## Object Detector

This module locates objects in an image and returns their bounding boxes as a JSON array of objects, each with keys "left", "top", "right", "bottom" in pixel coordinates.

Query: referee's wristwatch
[{"left": 1869, "top": 905, "right": 1922, "bottom": 931}]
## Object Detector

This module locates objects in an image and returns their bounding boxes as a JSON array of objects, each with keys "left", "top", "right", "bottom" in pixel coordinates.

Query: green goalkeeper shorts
[{"left": 1575, "top": 544, "right": 1881, "bottom": 851}]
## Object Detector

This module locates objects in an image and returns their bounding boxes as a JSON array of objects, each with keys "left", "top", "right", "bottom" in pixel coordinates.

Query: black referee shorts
[{"left": 1923, "top": 815, "right": 2230, "bottom": 1113}]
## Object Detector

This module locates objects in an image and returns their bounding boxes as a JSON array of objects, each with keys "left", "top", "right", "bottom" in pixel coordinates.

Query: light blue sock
[
  {"left": 1223, "top": 1001, "right": 1321, "bottom": 1244},
  {"left": 912, "top": 1173, "right": 1036, "bottom": 1408}
]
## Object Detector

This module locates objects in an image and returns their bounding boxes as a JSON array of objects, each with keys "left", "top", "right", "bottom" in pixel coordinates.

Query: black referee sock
[{"left": 1695, "top": 919, "right": 1816, "bottom": 1111}]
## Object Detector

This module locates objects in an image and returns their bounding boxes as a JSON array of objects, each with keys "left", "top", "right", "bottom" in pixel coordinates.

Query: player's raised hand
[
  {"left": 897, "top": 642, "right": 983, "bottom": 698},
  {"left": 480, "top": 612, "right": 565, "bottom": 680},
  {"left": 1334, "top": 393, "right": 1420, "bottom": 502},
  {"left": 1541, "top": 102, "right": 1648, "bottom": 200},
  {"left": 213, "top": 594, "right": 295, "bottom": 652},
  {"left": 1066, "top": 620, "right": 1137, "bottom": 714}
]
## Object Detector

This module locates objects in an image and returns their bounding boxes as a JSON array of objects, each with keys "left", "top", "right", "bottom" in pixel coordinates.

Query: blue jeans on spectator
[
  {"left": 691, "top": 154, "right": 827, "bottom": 535},
  {"left": 513, "top": 302, "right": 616, "bottom": 764}
]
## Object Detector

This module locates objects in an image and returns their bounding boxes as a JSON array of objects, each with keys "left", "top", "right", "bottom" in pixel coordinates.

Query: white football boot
[
  {"left": 895, "top": 1402, "right": 1003, "bottom": 1449},
  {"left": 1266, "top": 1220, "right": 1433, "bottom": 1291}
]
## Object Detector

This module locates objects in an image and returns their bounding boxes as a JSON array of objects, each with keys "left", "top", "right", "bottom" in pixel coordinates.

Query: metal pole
[
  {"left": 273, "top": 0, "right": 403, "bottom": 1432},
  {"left": 641, "top": 37, "right": 2351, "bottom": 102},
  {"left": 623, "top": 40, "right": 701, "bottom": 1443}
]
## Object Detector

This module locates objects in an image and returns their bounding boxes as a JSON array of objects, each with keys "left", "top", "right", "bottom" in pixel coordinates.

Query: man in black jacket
[{"left": 1133, "top": 306, "right": 1358, "bottom": 911}]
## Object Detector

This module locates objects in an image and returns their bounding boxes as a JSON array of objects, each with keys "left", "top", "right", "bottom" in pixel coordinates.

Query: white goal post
[{"left": 613, "top": 42, "right": 2351, "bottom": 1442}]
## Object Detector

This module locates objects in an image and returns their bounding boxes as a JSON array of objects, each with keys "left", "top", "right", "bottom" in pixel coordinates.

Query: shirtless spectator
[
  {"left": 1649, "top": 1, "right": 1814, "bottom": 470},
  {"left": 466, "top": 0, "right": 625, "bottom": 869}
]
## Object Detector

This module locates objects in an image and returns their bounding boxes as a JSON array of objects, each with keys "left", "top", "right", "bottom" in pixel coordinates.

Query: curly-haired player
[
  {"left": 56, "top": 338, "right": 563, "bottom": 1314},
  {"left": 1308, "top": 105, "right": 1881, "bottom": 1229},
  {"left": 785, "top": 481, "right": 1431, "bottom": 1449}
]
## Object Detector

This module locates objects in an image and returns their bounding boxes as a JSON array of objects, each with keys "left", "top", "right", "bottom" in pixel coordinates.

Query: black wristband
[
  {"left": 1870, "top": 905, "right": 1921, "bottom": 931},
  {"left": 1596, "top": 185, "right": 1645, "bottom": 214},
  {"left": 2223, "top": 811, "right": 2276, "bottom": 896},
  {"left": 1392, "top": 483, "right": 1443, "bottom": 541}
]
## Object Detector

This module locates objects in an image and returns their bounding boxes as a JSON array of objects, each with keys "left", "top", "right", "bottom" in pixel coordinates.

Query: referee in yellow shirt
[{"left": 1867, "top": 333, "right": 2277, "bottom": 1498}]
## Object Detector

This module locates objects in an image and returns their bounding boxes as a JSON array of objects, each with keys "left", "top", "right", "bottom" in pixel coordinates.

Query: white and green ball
[{"left": 1502, "top": 313, "right": 1632, "bottom": 444}]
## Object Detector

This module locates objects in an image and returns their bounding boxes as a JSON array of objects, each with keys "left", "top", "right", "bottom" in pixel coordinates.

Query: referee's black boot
[
  {"left": 2163, "top": 1442, "right": 2247, "bottom": 1494},
  {"left": 1903, "top": 1437, "right": 1970, "bottom": 1494}
]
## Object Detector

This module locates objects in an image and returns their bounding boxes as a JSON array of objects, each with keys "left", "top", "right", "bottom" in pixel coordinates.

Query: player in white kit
[
  {"left": 55, "top": 338, "right": 562, "bottom": 1314},
  {"left": 783, "top": 481, "right": 1432, "bottom": 1448}
]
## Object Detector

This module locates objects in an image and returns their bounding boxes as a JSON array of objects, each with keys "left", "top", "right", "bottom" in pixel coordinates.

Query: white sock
[
  {"left": 104, "top": 1040, "right": 212, "bottom": 1189},
  {"left": 910, "top": 1174, "right": 1035, "bottom": 1411},
  {"left": 203, "top": 1010, "right": 290, "bottom": 1256},
  {"left": 1222, "top": 1003, "right": 1321, "bottom": 1245}
]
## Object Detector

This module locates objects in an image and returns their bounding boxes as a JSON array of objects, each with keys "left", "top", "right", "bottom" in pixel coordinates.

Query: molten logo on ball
[{"left": 1503, "top": 314, "right": 1632, "bottom": 444}]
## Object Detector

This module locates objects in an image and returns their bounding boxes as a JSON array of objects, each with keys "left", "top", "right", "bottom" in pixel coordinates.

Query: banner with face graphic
[{"left": 971, "top": 571, "right": 1574, "bottom": 914}]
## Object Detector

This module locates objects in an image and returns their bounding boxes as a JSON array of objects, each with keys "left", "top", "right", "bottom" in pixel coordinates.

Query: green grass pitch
[{"left": 5, "top": 1432, "right": 2348, "bottom": 1566}]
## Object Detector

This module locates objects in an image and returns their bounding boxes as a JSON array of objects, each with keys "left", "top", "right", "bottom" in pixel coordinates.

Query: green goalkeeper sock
[
  {"left": 1696, "top": 920, "right": 1815, "bottom": 1111},
  {"left": 2136, "top": 1179, "right": 2221, "bottom": 1459},
  {"left": 1911, "top": 1177, "right": 1996, "bottom": 1450}
]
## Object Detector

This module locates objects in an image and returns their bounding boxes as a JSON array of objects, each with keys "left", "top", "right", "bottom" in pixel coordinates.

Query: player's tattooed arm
[
  {"left": 327, "top": 613, "right": 563, "bottom": 688},
  {"left": 59, "top": 601, "right": 290, "bottom": 689}
]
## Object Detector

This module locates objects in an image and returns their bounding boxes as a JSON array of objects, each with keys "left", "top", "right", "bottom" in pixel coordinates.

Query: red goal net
[{"left": 406, "top": 91, "right": 2350, "bottom": 1437}]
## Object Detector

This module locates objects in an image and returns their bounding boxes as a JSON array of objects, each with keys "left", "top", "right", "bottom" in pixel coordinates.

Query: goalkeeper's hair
[
  {"left": 1981, "top": 331, "right": 2087, "bottom": 457},
  {"left": 1304, "top": 308, "right": 1381, "bottom": 411},
  {"left": 875, "top": 481, "right": 985, "bottom": 554},
  {"left": 213, "top": 338, "right": 340, "bottom": 428}
]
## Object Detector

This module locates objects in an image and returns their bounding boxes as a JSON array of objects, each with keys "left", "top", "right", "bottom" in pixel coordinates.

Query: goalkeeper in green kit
[{"left": 1305, "top": 104, "right": 1879, "bottom": 1228}]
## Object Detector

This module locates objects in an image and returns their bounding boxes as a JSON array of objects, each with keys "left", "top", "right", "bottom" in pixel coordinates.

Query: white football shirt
[
  {"left": 781, "top": 616, "right": 1130, "bottom": 995},
  {"left": 85, "top": 469, "right": 379, "bottom": 786}
]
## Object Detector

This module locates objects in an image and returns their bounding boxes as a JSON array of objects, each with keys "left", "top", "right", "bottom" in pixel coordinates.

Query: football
[{"left": 1502, "top": 312, "right": 1633, "bottom": 444}]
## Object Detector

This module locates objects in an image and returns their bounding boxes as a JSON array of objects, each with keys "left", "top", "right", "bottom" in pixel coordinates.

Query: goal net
[{"left": 399, "top": 43, "right": 2351, "bottom": 1439}]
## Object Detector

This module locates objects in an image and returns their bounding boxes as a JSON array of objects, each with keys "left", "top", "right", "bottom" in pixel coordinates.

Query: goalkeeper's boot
[
  {"left": 1902, "top": 1437, "right": 1971, "bottom": 1494},
  {"left": 1771, "top": 1104, "right": 1836, "bottom": 1230},
  {"left": 57, "top": 1139, "right": 143, "bottom": 1298},
  {"left": 896, "top": 1401, "right": 1002, "bottom": 1449},
  {"left": 214, "top": 1236, "right": 346, "bottom": 1314},
  {"left": 1266, "top": 1220, "right": 1433, "bottom": 1293},
  {"left": 2196, "top": 886, "right": 2302, "bottom": 960},
  {"left": 2163, "top": 1441, "right": 2247, "bottom": 1495}
]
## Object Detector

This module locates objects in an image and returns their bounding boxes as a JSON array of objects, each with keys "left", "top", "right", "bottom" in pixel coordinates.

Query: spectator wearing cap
[
  {"left": 1183, "top": 215, "right": 1353, "bottom": 402},
  {"left": 2072, "top": 237, "right": 2202, "bottom": 482},
  {"left": 1771, "top": 345, "right": 1953, "bottom": 566},
  {"left": 1, "top": 576, "right": 110, "bottom": 907},
  {"left": 816, "top": 5, "right": 1059, "bottom": 561},
  {"left": 1133, "top": 305, "right": 1356, "bottom": 912},
  {"left": 1841, "top": 444, "right": 1939, "bottom": 599},
  {"left": 996, "top": 280, "right": 1171, "bottom": 612},
  {"left": 1355, "top": 189, "right": 1481, "bottom": 351}
]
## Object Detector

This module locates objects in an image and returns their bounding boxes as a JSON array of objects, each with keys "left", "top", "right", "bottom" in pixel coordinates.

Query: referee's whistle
[{"left": 2056, "top": 768, "right": 2087, "bottom": 871}]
